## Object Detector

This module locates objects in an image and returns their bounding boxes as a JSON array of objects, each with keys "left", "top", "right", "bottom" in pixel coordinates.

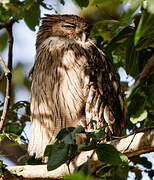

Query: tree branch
[
  {"left": 5, "top": 128, "right": 154, "bottom": 179},
  {"left": 0, "top": 56, "right": 11, "bottom": 132},
  {"left": 0, "top": 18, "right": 17, "bottom": 30},
  {"left": 0, "top": 21, "right": 14, "bottom": 132}
]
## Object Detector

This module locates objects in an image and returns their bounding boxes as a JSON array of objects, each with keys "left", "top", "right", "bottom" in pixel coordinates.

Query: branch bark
[
  {"left": 0, "top": 21, "right": 14, "bottom": 132},
  {"left": 0, "top": 18, "right": 17, "bottom": 30},
  {"left": 0, "top": 56, "right": 11, "bottom": 132},
  {"left": 4, "top": 128, "right": 154, "bottom": 179}
]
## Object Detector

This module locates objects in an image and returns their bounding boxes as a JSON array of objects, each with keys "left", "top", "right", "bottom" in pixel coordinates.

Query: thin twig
[
  {"left": 0, "top": 21, "right": 14, "bottom": 132},
  {"left": 0, "top": 56, "right": 10, "bottom": 75},
  {"left": 123, "top": 132, "right": 136, "bottom": 153},
  {"left": 0, "top": 56, "right": 11, "bottom": 132}
]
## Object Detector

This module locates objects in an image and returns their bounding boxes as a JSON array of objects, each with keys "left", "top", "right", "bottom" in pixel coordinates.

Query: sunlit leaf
[
  {"left": 130, "top": 110, "right": 148, "bottom": 124},
  {"left": 134, "top": 13, "right": 144, "bottom": 46},
  {"left": 6, "top": 133, "right": 21, "bottom": 144},
  {"left": 64, "top": 172, "right": 94, "bottom": 180},
  {"left": 0, "top": 133, "right": 7, "bottom": 141}
]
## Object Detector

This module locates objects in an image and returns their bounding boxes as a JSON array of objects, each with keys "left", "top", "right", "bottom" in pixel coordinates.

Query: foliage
[
  {"left": 0, "top": 160, "right": 6, "bottom": 177},
  {"left": 0, "top": 100, "right": 30, "bottom": 143},
  {"left": 0, "top": 0, "right": 154, "bottom": 179}
]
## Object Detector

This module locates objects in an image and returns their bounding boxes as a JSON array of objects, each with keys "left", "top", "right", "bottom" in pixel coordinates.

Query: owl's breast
[
  {"left": 56, "top": 49, "right": 86, "bottom": 127},
  {"left": 31, "top": 40, "right": 90, "bottom": 136}
]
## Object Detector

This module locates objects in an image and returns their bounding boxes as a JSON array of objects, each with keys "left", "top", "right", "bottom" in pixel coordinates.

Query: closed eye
[{"left": 62, "top": 23, "right": 76, "bottom": 29}]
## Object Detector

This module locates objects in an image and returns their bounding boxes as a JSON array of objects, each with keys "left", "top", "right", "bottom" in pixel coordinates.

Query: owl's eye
[{"left": 62, "top": 23, "right": 76, "bottom": 29}]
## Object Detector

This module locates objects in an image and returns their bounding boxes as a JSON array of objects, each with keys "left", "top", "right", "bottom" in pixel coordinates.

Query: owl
[{"left": 28, "top": 15, "right": 125, "bottom": 159}]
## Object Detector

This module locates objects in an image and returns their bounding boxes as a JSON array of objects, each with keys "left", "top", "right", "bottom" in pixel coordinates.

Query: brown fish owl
[{"left": 28, "top": 15, "right": 125, "bottom": 159}]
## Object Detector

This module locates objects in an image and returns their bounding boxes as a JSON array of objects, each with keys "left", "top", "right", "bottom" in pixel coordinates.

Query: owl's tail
[{"left": 28, "top": 118, "right": 51, "bottom": 159}]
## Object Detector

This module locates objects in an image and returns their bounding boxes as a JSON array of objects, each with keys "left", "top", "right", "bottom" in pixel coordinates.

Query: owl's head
[{"left": 36, "top": 14, "right": 92, "bottom": 48}]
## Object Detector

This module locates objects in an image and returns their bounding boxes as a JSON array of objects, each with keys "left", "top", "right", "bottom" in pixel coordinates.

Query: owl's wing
[{"left": 84, "top": 46, "right": 125, "bottom": 136}]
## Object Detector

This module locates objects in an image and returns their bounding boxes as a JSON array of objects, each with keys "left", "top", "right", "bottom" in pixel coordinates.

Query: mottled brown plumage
[{"left": 28, "top": 15, "right": 125, "bottom": 158}]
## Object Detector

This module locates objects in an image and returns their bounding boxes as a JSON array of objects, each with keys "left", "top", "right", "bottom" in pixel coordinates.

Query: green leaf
[
  {"left": 40, "top": 2, "right": 53, "bottom": 10},
  {"left": 45, "top": 142, "right": 69, "bottom": 171},
  {"left": 134, "top": 11, "right": 154, "bottom": 49},
  {"left": 0, "top": 5, "right": 11, "bottom": 22},
  {"left": 63, "top": 126, "right": 85, "bottom": 144},
  {"left": 134, "top": 13, "right": 144, "bottom": 46},
  {"left": 4, "top": 123, "right": 23, "bottom": 135},
  {"left": 96, "top": 143, "right": 122, "bottom": 165},
  {"left": 78, "top": 143, "right": 96, "bottom": 151},
  {"left": 130, "top": 110, "right": 148, "bottom": 124},
  {"left": 94, "top": 128, "right": 107, "bottom": 139},
  {"left": 96, "top": 165, "right": 112, "bottom": 177},
  {"left": 64, "top": 172, "right": 94, "bottom": 180},
  {"left": 24, "top": 2, "right": 40, "bottom": 31},
  {"left": 131, "top": 156, "right": 152, "bottom": 169},
  {"left": 59, "top": 0, "right": 65, "bottom": 5},
  {"left": 6, "top": 133, "right": 21, "bottom": 144},
  {"left": 147, "top": 170, "right": 154, "bottom": 179},
  {"left": 119, "top": 153, "right": 129, "bottom": 164},
  {"left": 72, "top": 0, "right": 89, "bottom": 7},
  {"left": 75, "top": 158, "right": 91, "bottom": 176},
  {"left": 125, "top": 38, "right": 140, "bottom": 77},
  {"left": 130, "top": 166, "right": 142, "bottom": 180},
  {"left": 0, "top": 160, "right": 6, "bottom": 176},
  {"left": 27, "top": 156, "right": 42, "bottom": 165},
  {"left": 12, "top": 100, "right": 30, "bottom": 111},
  {"left": 56, "top": 127, "right": 75, "bottom": 140},
  {"left": 105, "top": 26, "right": 134, "bottom": 53},
  {"left": 91, "top": 0, "right": 115, "bottom": 6},
  {"left": 0, "top": 30, "right": 8, "bottom": 52},
  {"left": 128, "top": 91, "right": 146, "bottom": 117},
  {"left": 0, "top": 133, "right": 7, "bottom": 141},
  {"left": 67, "top": 144, "right": 78, "bottom": 161}
]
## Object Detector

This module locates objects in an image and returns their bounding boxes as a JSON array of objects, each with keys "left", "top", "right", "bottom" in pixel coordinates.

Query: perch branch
[
  {"left": 5, "top": 128, "right": 154, "bottom": 179},
  {"left": 0, "top": 21, "right": 14, "bottom": 132},
  {"left": 0, "top": 56, "right": 11, "bottom": 132}
]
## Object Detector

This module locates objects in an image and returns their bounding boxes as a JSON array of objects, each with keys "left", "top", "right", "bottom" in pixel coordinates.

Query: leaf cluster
[
  {"left": 44, "top": 125, "right": 132, "bottom": 179},
  {"left": 44, "top": 125, "right": 153, "bottom": 179},
  {"left": 0, "top": 100, "right": 30, "bottom": 144},
  {"left": 0, "top": 0, "right": 52, "bottom": 51}
]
